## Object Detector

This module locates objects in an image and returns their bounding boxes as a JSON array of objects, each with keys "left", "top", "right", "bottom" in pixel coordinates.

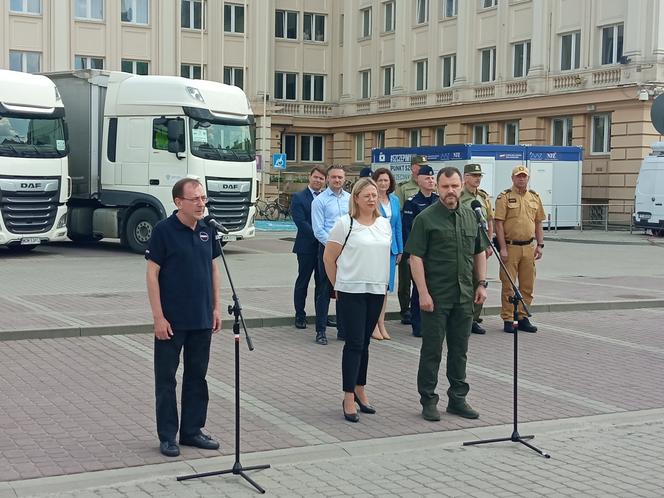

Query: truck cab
[{"left": 634, "top": 142, "right": 664, "bottom": 236}]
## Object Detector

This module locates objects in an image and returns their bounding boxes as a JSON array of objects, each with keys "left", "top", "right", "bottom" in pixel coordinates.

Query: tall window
[
  {"left": 560, "top": 31, "right": 581, "bottom": 71},
  {"left": 505, "top": 121, "right": 519, "bottom": 145},
  {"left": 284, "top": 134, "right": 296, "bottom": 161},
  {"left": 442, "top": 54, "right": 456, "bottom": 87},
  {"left": 601, "top": 23, "right": 624, "bottom": 65},
  {"left": 9, "top": 51, "right": 40, "bottom": 73},
  {"left": 275, "top": 10, "right": 297, "bottom": 39},
  {"left": 552, "top": 117, "right": 573, "bottom": 146},
  {"left": 415, "top": 59, "right": 428, "bottom": 91},
  {"left": 121, "top": 0, "right": 149, "bottom": 24},
  {"left": 360, "top": 8, "right": 372, "bottom": 38},
  {"left": 513, "top": 41, "right": 531, "bottom": 78},
  {"left": 303, "top": 13, "right": 325, "bottom": 41},
  {"left": 9, "top": 0, "right": 41, "bottom": 14},
  {"left": 303, "top": 74, "right": 325, "bottom": 101},
  {"left": 274, "top": 72, "right": 297, "bottom": 100},
  {"left": 410, "top": 129, "right": 421, "bottom": 147},
  {"left": 383, "top": 1, "right": 395, "bottom": 32},
  {"left": 223, "top": 66, "right": 244, "bottom": 88},
  {"left": 354, "top": 134, "right": 364, "bottom": 162},
  {"left": 75, "top": 56, "right": 104, "bottom": 70},
  {"left": 435, "top": 126, "right": 445, "bottom": 146},
  {"left": 224, "top": 3, "right": 244, "bottom": 33},
  {"left": 482, "top": 0, "right": 497, "bottom": 7},
  {"left": 181, "top": 64, "right": 203, "bottom": 79},
  {"left": 182, "top": 0, "right": 204, "bottom": 29},
  {"left": 301, "top": 135, "right": 324, "bottom": 162},
  {"left": 591, "top": 114, "right": 611, "bottom": 154},
  {"left": 121, "top": 59, "right": 149, "bottom": 75},
  {"left": 480, "top": 47, "right": 496, "bottom": 82},
  {"left": 375, "top": 131, "right": 385, "bottom": 148},
  {"left": 416, "top": 0, "right": 428, "bottom": 24},
  {"left": 473, "top": 124, "right": 489, "bottom": 144},
  {"left": 76, "top": 0, "right": 103, "bottom": 19},
  {"left": 360, "top": 70, "right": 371, "bottom": 99},
  {"left": 444, "top": 0, "right": 458, "bottom": 17},
  {"left": 382, "top": 65, "right": 394, "bottom": 96}
]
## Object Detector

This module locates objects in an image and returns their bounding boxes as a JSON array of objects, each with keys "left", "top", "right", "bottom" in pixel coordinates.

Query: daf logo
[
  {"left": 21, "top": 182, "right": 42, "bottom": 189},
  {"left": 222, "top": 184, "right": 240, "bottom": 190}
]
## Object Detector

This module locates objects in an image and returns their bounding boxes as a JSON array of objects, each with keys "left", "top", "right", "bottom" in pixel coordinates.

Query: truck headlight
[{"left": 57, "top": 213, "right": 68, "bottom": 229}]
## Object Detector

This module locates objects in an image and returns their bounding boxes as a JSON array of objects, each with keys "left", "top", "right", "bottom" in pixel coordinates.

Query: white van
[{"left": 633, "top": 142, "right": 664, "bottom": 236}]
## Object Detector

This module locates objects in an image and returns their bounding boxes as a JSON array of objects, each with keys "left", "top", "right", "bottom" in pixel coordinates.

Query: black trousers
[
  {"left": 337, "top": 292, "right": 385, "bottom": 393},
  {"left": 154, "top": 329, "right": 212, "bottom": 443},
  {"left": 293, "top": 252, "right": 319, "bottom": 319}
]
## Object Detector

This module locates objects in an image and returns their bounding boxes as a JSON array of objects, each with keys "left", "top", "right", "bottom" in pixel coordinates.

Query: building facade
[{"left": 2, "top": 0, "right": 664, "bottom": 219}]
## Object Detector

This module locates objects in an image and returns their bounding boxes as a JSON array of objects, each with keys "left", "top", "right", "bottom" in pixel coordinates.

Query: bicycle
[{"left": 255, "top": 195, "right": 291, "bottom": 221}]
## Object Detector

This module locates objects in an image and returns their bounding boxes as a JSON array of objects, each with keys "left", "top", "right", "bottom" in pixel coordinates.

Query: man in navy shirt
[{"left": 145, "top": 178, "right": 222, "bottom": 457}]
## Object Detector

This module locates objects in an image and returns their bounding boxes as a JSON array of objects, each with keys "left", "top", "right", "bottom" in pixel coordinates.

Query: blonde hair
[{"left": 348, "top": 178, "right": 381, "bottom": 220}]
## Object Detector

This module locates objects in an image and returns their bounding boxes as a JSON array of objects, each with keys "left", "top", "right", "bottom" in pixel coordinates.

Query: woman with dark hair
[{"left": 371, "top": 168, "right": 403, "bottom": 340}]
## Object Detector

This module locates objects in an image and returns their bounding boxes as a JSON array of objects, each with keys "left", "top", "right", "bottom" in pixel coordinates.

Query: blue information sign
[{"left": 273, "top": 153, "right": 287, "bottom": 170}]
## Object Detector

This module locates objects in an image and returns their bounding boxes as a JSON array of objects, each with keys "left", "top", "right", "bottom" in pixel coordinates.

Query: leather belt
[{"left": 505, "top": 238, "right": 534, "bottom": 246}]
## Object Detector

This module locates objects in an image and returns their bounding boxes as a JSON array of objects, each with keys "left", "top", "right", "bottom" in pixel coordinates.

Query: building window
[
  {"left": 304, "top": 13, "right": 325, "bottom": 41},
  {"left": 415, "top": 59, "right": 428, "bottom": 91},
  {"left": 121, "top": 59, "right": 149, "bottom": 75},
  {"left": 505, "top": 121, "right": 519, "bottom": 145},
  {"left": 275, "top": 72, "right": 297, "bottom": 100},
  {"left": 480, "top": 47, "right": 496, "bottom": 82},
  {"left": 441, "top": 54, "right": 456, "bottom": 87},
  {"left": 301, "top": 135, "right": 324, "bottom": 162},
  {"left": 601, "top": 23, "right": 624, "bottom": 65},
  {"left": 360, "top": 7, "right": 372, "bottom": 38},
  {"left": 382, "top": 65, "right": 394, "bottom": 96},
  {"left": 435, "top": 126, "right": 445, "bottom": 146},
  {"left": 9, "top": 51, "right": 40, "bottom": 73},
  {"left": 75, "top": 56, "right": 104, "bottom": 70},
  {"left": 482, "top": 0, "right": 497, "bottom": 8},
  {"left": 9, "top": 0, "right": 41, "bottom": 14},
  {"left": 360, "top": 70, "right": 371, "bottom": 99},
  {"left": 339, "top": 73, "right": 344, "bottom": 96},
  {"left": 181, "top": 64, "right": 203, "bottom": 79},
  {"left": 383, "top": 1, "right": 395, "bottom": 32},
  {"left": 75, "top": 0, "right": 103, "bottom": 19},
  {"left": 410, "top": 129, "right": 421, "bottom": 147},
  {"left": 415, "top": 0, "right": 428, "bottom": 24},
  {"left": 591, "top": 114, "right": 611, "bottom": 154},
  {"left": 275, "top": 10, "right": 297, "bottom": 39},
  {"left": 223, "top": 66, "right": 244, "bottom": 88},
  {"left": 284, "top": 134, "right": 296, "bottom": 161},
  {"left": 552, "top": 117, "right": 573, "bottom": 146},
  {"left": 121, "top": 0, "right": 149, "bottom": 24},
  {"left": 473, "top": 124, "right": 489, "bottom": 144},
  {"left": 224, "top": 3, "right": 244, "bottom": 33},
  {"left": 339, "top": 14, "right": 344, "bottom": 44},
  {"left": 375, "top": 130, "right": 385, "bottom": 148},
  {"left": 354, "top": 133, "right": 364, "bottom": 163},
  {"left": 513, "top": 41, "right": 531, "bottom": 78},
  {"left": 303, "top": 74, "right": 325, "bottom": 101},
  {"left": 182, "top": 0, "right": 204, "bottom": 29},
  {"left": 560, "top": 31, "right": 581, "bottom": 71},
  {"left": 444, "top": 0, "right": 458, "bottom": 17}
]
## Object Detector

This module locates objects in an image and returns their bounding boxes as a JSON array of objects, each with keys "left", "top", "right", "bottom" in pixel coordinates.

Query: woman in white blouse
[{"left": 323, "top": 178, "right": 392, "bottom": 423}]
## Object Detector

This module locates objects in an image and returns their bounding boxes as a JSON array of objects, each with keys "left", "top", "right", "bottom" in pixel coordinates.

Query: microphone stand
[
  {"left": 177, "top": 229, "right": 271, "bottom": 493},
  {"left": 462, "top": 213, "right": 550, "bottom": 459}
]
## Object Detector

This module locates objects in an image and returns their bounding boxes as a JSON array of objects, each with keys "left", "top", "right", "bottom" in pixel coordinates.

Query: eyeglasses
[{"left": 181, "top": 196, "right": 208, "bottom": 203}]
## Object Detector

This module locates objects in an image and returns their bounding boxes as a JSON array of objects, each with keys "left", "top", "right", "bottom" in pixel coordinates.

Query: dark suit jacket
[{"left": 291, "top": 188, "right": 319, "bottom": 254}]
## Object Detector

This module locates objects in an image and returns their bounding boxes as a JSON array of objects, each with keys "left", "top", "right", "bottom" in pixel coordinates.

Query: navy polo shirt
[{"left": 145, "top": 212, "right": 221, "bottom": 330}]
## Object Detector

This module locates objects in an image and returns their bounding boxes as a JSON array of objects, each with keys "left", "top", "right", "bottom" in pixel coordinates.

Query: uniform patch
[
  {"left": 199, "top": 232, "right": 209, "bottom": 242},
  {"left": 508, "top": 198, "right": 517, "bottom": 203}
]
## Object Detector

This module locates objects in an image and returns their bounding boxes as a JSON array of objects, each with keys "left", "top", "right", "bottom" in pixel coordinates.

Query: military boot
[
  {"left": 446, "top": 402, "right": 480, "bottom": 419},
  {"left": 421, "top": 404, "right": 441, "bottom": 421}
]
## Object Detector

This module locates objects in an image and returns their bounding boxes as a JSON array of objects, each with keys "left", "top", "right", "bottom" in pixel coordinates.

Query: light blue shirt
[{"left": 312, "top": 187, "right": 351, "bottom": 245}]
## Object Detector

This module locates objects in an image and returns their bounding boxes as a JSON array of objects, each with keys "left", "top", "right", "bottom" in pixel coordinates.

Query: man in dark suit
[{"left": 291, "top": 166, "right": 327, "bottom": 329}]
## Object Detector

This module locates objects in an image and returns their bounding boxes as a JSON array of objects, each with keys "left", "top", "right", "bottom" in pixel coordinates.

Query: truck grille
[
  {"left": 0, "top": 177, "right": 61, "bottom": 234},
  {"left": 206, "top": 177, "right": 252, "bottom": 232}
]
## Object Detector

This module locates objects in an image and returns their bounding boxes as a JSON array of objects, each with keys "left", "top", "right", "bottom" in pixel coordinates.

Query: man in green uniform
[
  {"left": 406, "top": 166, "right": 488, "bottom": 421},
  {"left": 396, "top": 154, "right": 427, "bottom": 324},
  {"left": 459, "top": 163, "right": 494, "bottom": 335}
]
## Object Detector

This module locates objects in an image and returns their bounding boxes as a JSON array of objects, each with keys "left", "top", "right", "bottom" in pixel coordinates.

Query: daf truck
[
  {"left": 48, "top": 70, "right": 257, "bottom": 253},
  {"left": 0, "top": 69, "right": 69, "bottom": 252},
  {"left": 633, "top": 142, "right": 664, "bottom": 236}
]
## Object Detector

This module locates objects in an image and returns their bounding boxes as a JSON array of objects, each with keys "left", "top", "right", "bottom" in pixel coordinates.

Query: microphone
[
  {"left": 470, "top": 200, "right": 488, "bottom": 230},
  {"left": 204, "top": 215, "right": 229, "bottom": 234}
]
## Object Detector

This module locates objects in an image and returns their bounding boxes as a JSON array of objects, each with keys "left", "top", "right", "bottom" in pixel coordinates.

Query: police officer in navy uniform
[
  {"left": 402, "top": 165, "right": 439, "bottom": 337},
  {"left": 146, "top": 177, "right": 222, "bottom": 458}
]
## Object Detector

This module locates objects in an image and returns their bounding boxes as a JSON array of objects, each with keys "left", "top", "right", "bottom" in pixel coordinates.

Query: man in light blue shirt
[{"left": 311, "top": 165, "right": 351, "bottom": 345}]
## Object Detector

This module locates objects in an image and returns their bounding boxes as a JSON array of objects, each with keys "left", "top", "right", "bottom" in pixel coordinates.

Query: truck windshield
[
  {"left": 189, "top": 118, "right": 255, "bottom": 162},
  {"left": 0, "top": 115, "right": 67, "bottom": 158}
]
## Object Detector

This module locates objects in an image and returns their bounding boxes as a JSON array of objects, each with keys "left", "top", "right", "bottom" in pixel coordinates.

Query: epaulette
[
  {"left": 406, "top": 195, "right": 415, "bottom": 202},
  {"left": 478, "top": 188, "right": 489, "bottom": 198},
  {"left": 496, "top": 188, "right": 510, "bottom": 199},
  {"left": 529, "top": 189, "right": 540, "bottom": 197}
]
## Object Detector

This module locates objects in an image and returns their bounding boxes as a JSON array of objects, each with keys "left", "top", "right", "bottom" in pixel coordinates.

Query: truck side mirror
[{"left": 167, "top": 119, "right": 185, "bottom": 157}]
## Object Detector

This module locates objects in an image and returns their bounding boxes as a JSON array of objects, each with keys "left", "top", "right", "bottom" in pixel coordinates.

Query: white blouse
[{"left": 381, "top": 199, "right": 392, "bottom": 218}]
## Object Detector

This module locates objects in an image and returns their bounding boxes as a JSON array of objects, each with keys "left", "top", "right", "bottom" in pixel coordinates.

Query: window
[
  {"left": 224, "top": 3, "right": 244, "bottom": 33},
  {"left": 444, "top": 0, "right": 457, "bottom": 17},
  {"left": 121, "top": 0, "right": 148, "bottom": 24},
  {"left": 560, "top": 31, "right": 581, "bottom": 71},
  {"left": 382, "top": 65, "right": 394, "bottom": 96},
  {"left": 601, "top": 23, "right": 623, "bottom": 65},
  {"left": 121, "top": 59, "right": 149, "bottom": 75},
  {"left": 152, "top": 118, "right": 170, "bottom": 150},
  {"left": 181, "top": 64, "right": 203, "bottom": 79},
  {"left": 223, "top": 66, "right": 244, "bottom": 89},
  {"left": 383, "top": 1, "right": 395, "bottom": 32},
  {"left": 182, "top": 0, "right": 204, "bottom": 29},
  {"left": 513, "top": 41, "right": 531, "bottom": 78},
  {"left": 473, "top": 124, "right": 489, "bottom": 144},
  {"left": 360, "top": 70, "right": 371, "bottom": 99},
  {"left": 410, "top": 129, "right": 421, "bottom": 146},
  {"left": 415, "top": 59, "right": 428, "bottom": 91},
  {"left": 276, "top": 10, "right": 297, "bottom": 39},
  {"left": 9, "top": 0, "right": 41, "bottom": 14},
  {"left": 339, "top": 73, "right": 344, "bottom": 96},
  {"left": 339, "top": 14, "right": 344, "bottom": 44},
  {"left": 416, "top": 0, "right": 428, "bottom": 23},
  {"left": 275, "top": 72, "right": 297, "bottom": 100},
  {"left": 552, "top": 117, "right": 573, "bottom": 146},
  {"left": 435, "top": 126, "right": 445, "bottom": 146},
  {"left": 75, "top": 56, "right": 104, "bottom": 70},
  {"left": 75, "top": 0, "right": 103, "bottom": 19},
  {"left": 591, "top": 114, "right": 611, "bottom": 154},
  {"left": 482, "top": 0, "right": 497, "bottom": 7},
  {"left": 304, "top": 13, "right": 325, "bottom": 41},
  {"left": 480, "top": 47, "right": 496, "bottom": 82},
  {"left": 301, "top": 135, "right": 324, "bottom": 162},
  {"left": 442, "top": 54, "right": 456, "bottom": 87},
  {"left": 303, "top": 74, "right": 325, "bottom": 101},
  {"left": 354, "top": 133, "right": 364, "bottom": 162},
  {"left": 360, "top": 8, "right": 371, "bottom": 38},
  {"left": 9, "top": 51, "right": 40, "bottom": 73},
  {"left": 505, "top": 121, "right": 519, "bottom": 145},
  {"left": 284, "top": 134, "right": 296, "bottom": 161},
  {"left": 375, "top": 130, "right": 385, "bottom": 148}
]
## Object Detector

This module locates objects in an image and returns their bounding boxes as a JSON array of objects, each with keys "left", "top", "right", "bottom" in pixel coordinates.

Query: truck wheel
[{"left": 125, "top": 208, "right": 159, "bottom": 254}]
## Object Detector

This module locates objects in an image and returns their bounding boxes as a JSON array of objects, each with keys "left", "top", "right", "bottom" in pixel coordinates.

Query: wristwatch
[
  {"left": 477, "top": 280, "right": 489, "bottom": 288},
  {"left": 537, "top": 243, "right": 544, "bottom": 248}
]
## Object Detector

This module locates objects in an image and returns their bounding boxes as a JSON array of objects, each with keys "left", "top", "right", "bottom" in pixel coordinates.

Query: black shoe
[
  {"left": 476, "top": 317, "right": 483, "bottom": 323},
  {"left": 336, "top": 333, "right": 345, "bottom": 341},
  {"left": 503, "top": 321, "right": 515, "bottom": 333},
  {"left": 354, "top": 394, "right": 376, "bottom": 414},
  {"left": 400, "top": 311, "right": 412, "bottom": 325},
  {"left": 315, "top": 332, "right": 328, "bottom": 345},
  {"left": 471, "top": 322, "right": 486, "bottom": 335},
  {"left": 159, "top": 440, "right": 180, "bottom": 457},
  {"left": 518, "top": 318, "right": 538, "bottom": 333},
  {"left": 327, "top": 318, "right": 337, "bottom": 328},
  {"left": 179, "top": 433, "right": 220, "bottom": 450},
  {"left": 342, "top": 401, "right": 359, "bottom": 422},
  {"left": 446, "top": 403, "right": 480, "bottom": 419},
  {"left": 294, "top": 317, "right": 307, "bottom": 329},
  {"left": 412, "top": 330, "right": 422, "bottom": 337}
]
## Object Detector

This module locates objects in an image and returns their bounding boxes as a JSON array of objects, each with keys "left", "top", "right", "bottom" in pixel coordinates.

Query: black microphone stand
[
  {"left": 462, "top": 213, "right": 550, "bottom": 459},
  {"left": 177, "top": 229, "right": 271, "bottom": 493}
]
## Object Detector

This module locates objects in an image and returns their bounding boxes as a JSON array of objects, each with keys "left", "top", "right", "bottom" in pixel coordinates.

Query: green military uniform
[
  {"left": 396, "top": 177, "right": 420, "bottom": 208},
  {"left": 405, "top": 201, "right": 488, "bottom": 411}
]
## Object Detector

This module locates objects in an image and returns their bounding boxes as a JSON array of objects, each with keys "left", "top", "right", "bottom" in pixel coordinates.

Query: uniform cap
[
  {"left": 417, "top": 165, "right": 435, "bottom": 176},
  {"left": 464, "top": 163, "right": 483, "bottom": 175},
  {"left": 512, "top": 165, "right": 530, "bottom": 176},
  {"left": 359, "top": 167, "right": 373, "bottom": 178},
  {"left": 411, "top": 155, "right": 428, "bottom": 165}
]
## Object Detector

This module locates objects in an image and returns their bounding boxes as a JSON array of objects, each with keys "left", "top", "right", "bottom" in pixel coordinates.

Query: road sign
[{"left": 273, "top": 153, "right": 287, "bottom": 170}]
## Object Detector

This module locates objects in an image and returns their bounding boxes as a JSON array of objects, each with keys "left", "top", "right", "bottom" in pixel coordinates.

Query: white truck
[
  {"left": 633, "top": 142, "right": 664, "bottom": 236},
  {"left": 0, "top": 69, "right": 69, "bottom": 251},
  {"left": 47, "top": 70, "right": 257, "bottom": 253}
]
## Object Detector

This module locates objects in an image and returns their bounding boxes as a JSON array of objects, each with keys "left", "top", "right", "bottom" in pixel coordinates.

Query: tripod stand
[
  {"left": 462, "top": 213, "right": 550, "bottom": 459},
  {"left": 177, "top": 232, "right": 270, "bottom": 493}
]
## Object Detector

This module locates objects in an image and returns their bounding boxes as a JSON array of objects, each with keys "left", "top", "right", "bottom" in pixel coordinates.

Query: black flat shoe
[
  {"left": 179, "top": 433, "right": 220, "bottom": 450},
  {"left": 354, "top": 394, "right": 376, "bottom": 414},
  {"left": 315, "top": 332, "right": 328, "bottom": 345},
  {"left": 159, "top": 440, "right": 180, "bottom": 457},
  {"left": 342, "top": 401, "right": 359, "bottom": 422}
]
